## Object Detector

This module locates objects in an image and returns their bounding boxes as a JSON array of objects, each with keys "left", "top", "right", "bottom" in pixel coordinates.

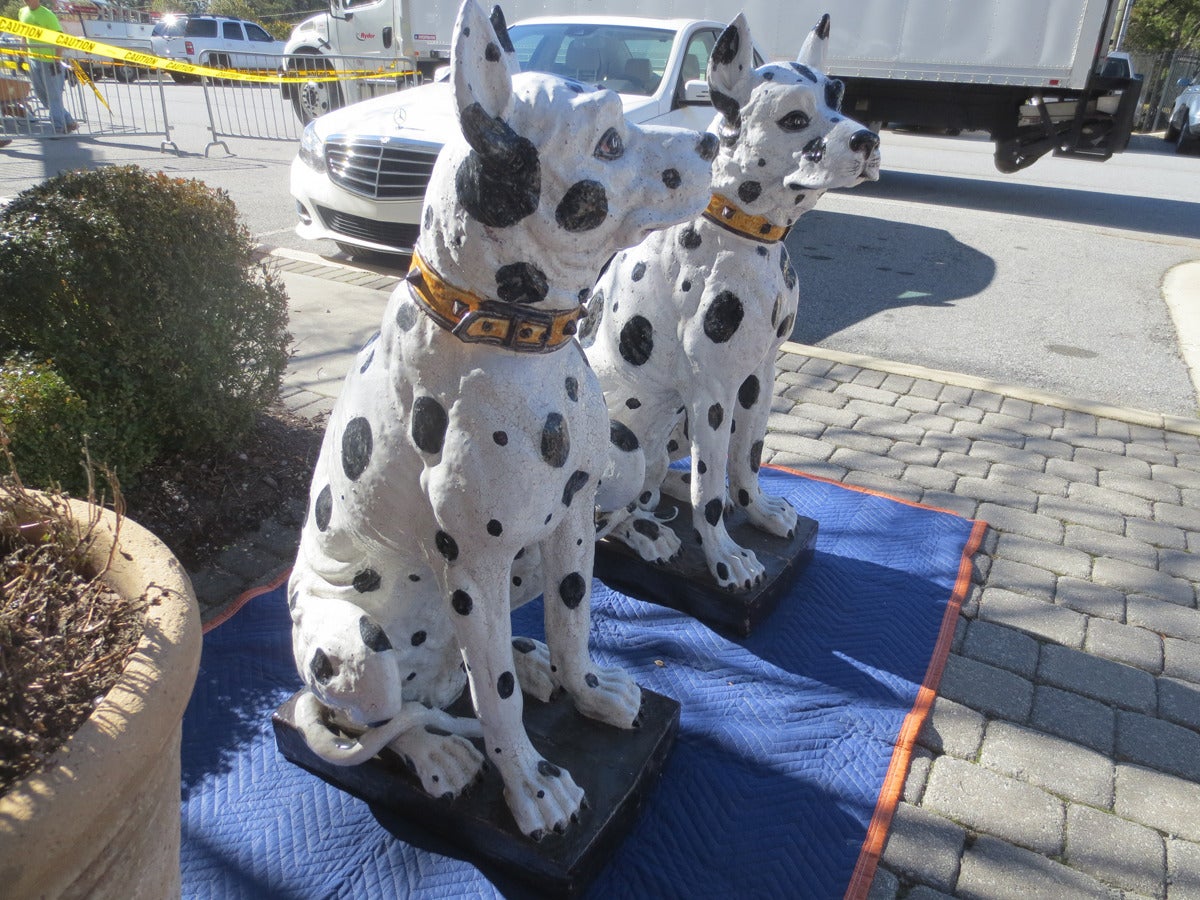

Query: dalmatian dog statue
[
  {"left": 285, "top": 0, "right": 718, "bottom": 839},
  {"left": 583, "top": 14, "right": 880, "bottom": 592}
]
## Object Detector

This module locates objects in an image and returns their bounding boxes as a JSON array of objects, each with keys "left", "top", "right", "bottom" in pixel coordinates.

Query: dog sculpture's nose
[
  {"left": 849, "top": 129, "right": 880, "bottom": 157},
  {"left": 697, "top": 132, "right": 719, "bottom": 162}
]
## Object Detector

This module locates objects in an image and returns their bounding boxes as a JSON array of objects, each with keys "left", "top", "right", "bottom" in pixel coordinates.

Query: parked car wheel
[
  {"left": 1176, "top": 119, "right": 1197, "bottom": 154},
  {"left": 170, "top": 72, "right": 200, "bottom": 84},
  {"left": 113, "top": 63, "right": 139, "bottom": 83},
  {"left": 289, "top": 53, "right": 341, "bottom": 124}
]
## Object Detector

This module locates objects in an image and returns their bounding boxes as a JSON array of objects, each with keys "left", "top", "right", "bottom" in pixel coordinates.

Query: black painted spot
[
  {"left": 495, "top": 261, "right": 549, "bottom": 305},
  {"left": 555, "top": 180, "right": 608, "bottom": 232},
  {"left": 512, "top": 637, "right": 536, "bottom": 655},
  {"left": 619, "top": 315, "right": 654, "bottom": 366},
  {"left": 585, "top": 673, "right": 599, "bottom": 688},
  {"left": 561, "top": 469, "right": 590, "bottom": 507},
  {"left": 681, "top": 279, "right": 691, "bottom": 292},
  {"left": 455, "top": 103, "right": 541, "bottom": 227},
  {"left": 411, "top": 630, "right": 427, "bottom": 646},
  {"left": 771, "top": 296, "right": 782, "bottom": 326},
  {"left": 487, "top": 519, "right": 503, "bottom": 536},
  {"left": 560, "top": 572, "right": 586, "bottom": 609},
  {"left": 341, "top": 417, "right": 373, "bottom": 480},
  {"left": 436, "top": 530, "right": 459, "bottom": 561},
  {"left": 679, "top": 226, "right": 702, "bottom": 250},
  {"left": 360, "top": 349, "right": 375, "bottom": 374},
  {"left": 489, "top": 5, "right": 514, "bottom": 52},
  {"left": 667, "top": 439, "right": 679, "bottom": 453},
  {"left": 314, "top": 485, "right": 332, "bottom": 531},
  {"left": 353, "top": 568, "right": 381, "bottom": 593},
  {"left": 704, "top": 291, "right": 744, "bottom": 343},
  {"left": 565, "top": 376, "right": 578, "bottom": 401},
  {"left": 681, "top": 473, "right": 691, "bottom": 485},
  {"left": 738, "top": 489, "right": 751, "bottom": 507},
  {"left": 626, "top": 397, "right": 641, "bottom": 409},
  {"left": 610, "top": 421, "right": 639, "bottom": 452},
  {"left": 704, "top": 498, "right": 723, "bottom": 526},
  {"left": 640, "top": 491, "right": 653, "bottom": 505},
  {"left": 634, "top": 518, "right": 660, "bottom": 540},
  {"left": 751, "top": 440, "right": 764, "bottom": 473},
  {"left": 540, "top": 412, "right": 570, "bottom": 468},
  {"left": 412, "top": 396, "right": 449, "bottom": 455},
  {"left": 538, "top": 760, "right": 561, "bottom": 777},
  {"left": 716, "top": 562, "right": 729, "bottom": 580},
  {"left": 497, "top": 671, "right": 515, "bottom": 699},
  {"left": 451, "top": 589, "right": 473, "bottom": 615},
  {"left": 708, "top": 403, "right": 724, "bottom": 429},
  {"left": 359, "top": 617, "right": 392, "bottom": 651},
  {"left": 485, "top": 41, "right": 501, "bottom": 62},
  {"left": 408, "top": 573, "right": 421, "bottom": 582},
  {"left": 738, "top": 181, "right": 762, "bottom": 204},
  {"left": 777, "top": 313, "right": 795, "bottom": 338},
  {"left": 662, "top": 168, "right": 681, "bottom": 189},
  {"left": 310, "top": 648, "right": 335, "bottom": 685},
  {"left": 631, "top": 261, "right": 646, "bottom": 282},
  {"left": 578, "top": 293, "right": 603, "bottom": 347},
  {"left": 493, "top": 430, "right": 509, "bottom": 446},
  {"left": 739, "top": 375, "right": 760, "bottom": 409},
  {"left": 802, "top": 135, "right": 826, "bottom": 163},
  {"left": 423, "top": 206, "right": 433, "bottom": 230},
  {"left": 712, "top": 22, "right": 740, "bottom": 64},
  {"left": 757, "top": 246, "right": 768, "bottom": 258},
  {"left": 698, "top": 460, "right": 708, "bottom": 474},
  {"left": 711, "top": 89, "right": 742, "bottom": 130},
  {"left": 791, "top": 62, "right": 818, "bottom": 82},
  {"left": 396, "top": 299, "right": 418, "bottom": 332}
]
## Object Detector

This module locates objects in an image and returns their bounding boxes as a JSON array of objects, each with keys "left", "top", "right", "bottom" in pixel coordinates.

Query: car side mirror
[
  {"left": 682, "top": 78, "right": 710, "bottom": 104},
  {"left": 1178, "top": 77, "right": 1193, "bottom": 88}
]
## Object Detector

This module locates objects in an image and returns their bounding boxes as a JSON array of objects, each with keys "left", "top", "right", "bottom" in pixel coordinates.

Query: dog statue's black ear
[
  {"left": 453, "top": 0, "right": 519, "bottom": 134},
  {"left": 797, "top": 13, "right": 830, "bottom": 71},
  {"left": 707, "top": 14, "right": 756, "bottom": 132}
]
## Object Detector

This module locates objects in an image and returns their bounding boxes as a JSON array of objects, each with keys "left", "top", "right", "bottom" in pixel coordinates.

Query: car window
[
  {"left": 222, "top": 22, "right": 243, "bottom": 41},
  {"left": 153, "top": 19, "right": 187, "bottom": 38},
  {"left": 186, "top": 19, "right": 218, "bottom": 39},
  {"left": 245, "top": 23, "right": 273, "bottom": 43},
  {"left": 507, "top": 22, "right": 675, "bottom": 96}
]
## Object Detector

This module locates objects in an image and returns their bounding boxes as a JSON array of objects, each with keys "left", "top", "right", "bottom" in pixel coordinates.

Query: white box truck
[{"left": 283, "top": 0, "right": 1140, "bottom": 171}]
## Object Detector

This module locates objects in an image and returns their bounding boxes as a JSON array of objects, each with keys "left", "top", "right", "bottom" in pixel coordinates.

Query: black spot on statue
[
  {"left": 710, "top": 89, "right": 741, "bottom": 129},
  {"left": 704, "top": 498, "right": 723, "bottom": 526},
  {"left": 495, "top": 261, "right": 549, "bottom": 305},
  {"left": 314, "top": 485, "right": 333, "bottom": 531},
  {"left": 409, "top": 574, "right": 421, "bottom": 582},
  {"left": 513, "top": 637, "right": 536, "bottom": 653},
  {"left": 703, "top": 290, "right": 745, "bottom": 343},
  {"left": 562, "top": 469, "right": 590, "bottom": 506},
  {"left": 716, "top": 562, "right": 729, "bottom": 580},
  {"left": 487, "top": 519, "right": 503, "bottom": 536},
  {"left": 310, "top": 648, "right": 335, "bottom": 685},
  {"left": 541, "top": 412, "right": 570, "bottom": 468},
  {"left": 497, "top": 671, "right": 515, "bottom": 699},
  {"left": 555, "top": 180, "right": 608, "bottom": 232},
  {"left": 712, "top": 22, "right": 740, "bottom": 64},
  {"left": 708, "top": 403, "right": 724, "bottom": 429},
  {"left": 359, "top": 617, "right": 392, "bottom": 651},
  {"left": 631, "top": 261, "right": 646, "bottom": 282},
  {"left": 395, "top": 298, "right": 418, "bottom": 332},
  {"left": 750, "top": 440, "right": 764, "bottom": 473},
  {"left": 610, "top": 421, "right": 639, "bottom": 452},
  {"left": 456, "top": 102, "right": 541, "bottom": 228},
  {"left": 585, "top": 673, "right": 599, "bottom": 688},
  {"left": 411, "top": 630, "right": 427, "bottom": 646},
  {"left": 538, "top": 760, "right": 561, "bottom": 777},
  {"left": 436, "top": 530, "right": 459, "bottom": 561},
  {"left": 565, "top": 376, "right": 578, "bottom": 401},
  {"left": 489, "top": 5, "right": 514, "bottom": 53},
  {"left": 360, "top": 350, "right": 374, "bottom": 373},
  {"left": 559, "top": 572, "right": 586, "bottom": 609},
  {"left": 739, "top": 374, "right": 760, "bottom": 409},
  {"left": 738, "top": 489, "right": 751, "bottom": 507},
  {"left": 633, "top": 518, "right": 660, "bottom": 540},
  {"left": 353, "top": 568, "right": 382, "bottom": 593},
  {"left": 485, "top": 41, "right": 501, "bottom": 62},
  {"left": 493, "top": 430, "right": 508, "bottom": 446},
  {"left": 619, "top": 315, "right": 654, "bottom": 366},
  {"left": 756, "top": 246, "right": 768, "bottom": 258},
  {"left": 681, "top": 279, "right": 691, "bottom": 292},
  {"left": 662, "top": 168, "right": 681, "bottom": 189},
  {"left": 451, "top": 589, "right": 473, "bottom": 615},
  {"left": 698, "top": 460, "right": 707, "bottom": 474},
  {"left": 777, "top": 313, "right": 795, "bottom": 338},
  {"left": 412, "top": 396, "right": 449, "bottom": 455},
  {"left": 626, "top": 397, "right": 641, "bottom": 409},
  {"left": 679, "top": 226, "right": 702, "bottom": 250},
  {"left": 341, "top": 417, "right": 373, "bottom": 480},
  {"left": 738, "top": 181, "right": 762, "bottom": 204},
  {"left": 791, "top": 62, "right": 818, "bottom": 83}
]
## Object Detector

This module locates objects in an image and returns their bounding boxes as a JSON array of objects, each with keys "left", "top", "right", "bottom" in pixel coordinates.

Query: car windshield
[
  {"left": 152, "top": 19, "right": 187, "bottom": 38},
  {"left": 506, "top": 22, "right": 676, "bottom": 97}
]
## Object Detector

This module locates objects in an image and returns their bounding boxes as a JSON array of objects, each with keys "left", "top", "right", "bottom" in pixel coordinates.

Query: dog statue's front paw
[
  {"left": 707, "top": 535, "right": 766, "bottom": 592},
  {"left": 565, "top": 663, "right": 642, "bottom": 729},
  {"left": 503, "top": 753, "right": 585, "bottom": 838},
  {"left": 511, "top": 635, "right": 557, "bottom": 703},
  {"left": 389, "top": 724, "right": 485, "bottom": 799},
  {"left": 743, "top": 491, "right": 799, "bottom": 539},
  {"left": 610, "top": 510, "right": 682, "bottom": 564}
]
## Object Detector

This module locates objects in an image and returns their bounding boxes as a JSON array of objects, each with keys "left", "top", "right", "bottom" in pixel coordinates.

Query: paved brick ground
[{"left": 193, "top": 258, "right": 1200, "bottom": 899}]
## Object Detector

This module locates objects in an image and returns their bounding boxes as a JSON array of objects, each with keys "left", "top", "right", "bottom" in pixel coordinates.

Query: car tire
[
  {"left": 170, "top": 72, "right": 200, "bottom": 84},
  {"left": 113, "top": 63, "right": 139, "bottom": 83},
  {"left": 1164, "top": 112, "right": 1180, "bottom": 142},
  {"left": 1176, "top": 119, "right": 1197, "bottom": 154},
  {"left": 288, "top": 53, "right": 342, "bottom": 124}
]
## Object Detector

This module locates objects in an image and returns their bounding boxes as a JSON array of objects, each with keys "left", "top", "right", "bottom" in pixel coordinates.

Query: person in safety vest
[{"left": 18, "top": 0, "right": 77, "bottom": 134}]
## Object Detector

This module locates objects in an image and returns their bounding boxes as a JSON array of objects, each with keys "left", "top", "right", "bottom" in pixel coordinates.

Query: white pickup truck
[{"left": 291, "top": 14, "right": 747, "bottom": 259}]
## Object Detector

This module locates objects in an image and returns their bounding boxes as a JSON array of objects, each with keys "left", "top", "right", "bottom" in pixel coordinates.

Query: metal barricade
[
  {"left": 0, "top": 44, "right": 175, "bottom": 150},
  {"left": 200, "top": 50, "right": 419, "bottom": 156}
]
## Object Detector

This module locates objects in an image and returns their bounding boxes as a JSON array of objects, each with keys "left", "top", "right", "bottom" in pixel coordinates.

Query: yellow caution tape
[
  {"left": 0, "top": 17, "right": 416, "bottom": 83},
  {"left": 69, "top": 56, "right": 110, "bottom": 111}
]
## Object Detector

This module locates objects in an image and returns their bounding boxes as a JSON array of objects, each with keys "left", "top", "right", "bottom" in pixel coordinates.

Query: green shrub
[
  {"left": 0, "top": 356, "right": 94, "bottom": 493},
  {"left": 0, "top": 166, "right": 291, "bottom": 483}
]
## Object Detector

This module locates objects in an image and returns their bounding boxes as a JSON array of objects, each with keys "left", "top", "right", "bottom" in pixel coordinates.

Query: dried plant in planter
[{"left": 0, "top": 462, "right": 148, "bottom": 795}]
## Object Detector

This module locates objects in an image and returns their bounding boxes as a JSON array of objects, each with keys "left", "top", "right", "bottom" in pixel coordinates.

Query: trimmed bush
[
  {"left": 0, "top": 356, "right": 94, "bottom": 494},
  {"left": 0, "top": 166, "right": 291, "bottom": 485}
]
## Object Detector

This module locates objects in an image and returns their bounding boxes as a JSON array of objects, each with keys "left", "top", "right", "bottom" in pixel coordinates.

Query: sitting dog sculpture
[
  {"left": 286, "top": 0, "right": 718, "bottom": 838},
  {"left": 583, "top": 13, "right": 881, "bottom": 592}
]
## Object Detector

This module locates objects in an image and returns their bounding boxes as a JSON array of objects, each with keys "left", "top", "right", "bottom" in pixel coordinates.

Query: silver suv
[
  {"left": 1166, "top": 74, "right": 1200, "bottom": 154},
  {"left": 150, "top": 15, "right": 285, "bottom": 83}
]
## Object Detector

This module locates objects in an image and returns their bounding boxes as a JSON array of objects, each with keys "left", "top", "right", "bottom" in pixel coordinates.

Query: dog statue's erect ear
[
  {"left": 707, "top": 13, "right": 756, "bottom": 131},
  {"left": 453, "top": 0, "right": 522, "bottom": 156},
  {"left": 797, "top": 13, "right": 830, "bottom": 71}
]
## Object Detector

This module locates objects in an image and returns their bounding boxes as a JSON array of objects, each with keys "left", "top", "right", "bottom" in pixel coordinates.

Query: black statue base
[
  {"left": 273, "top": 687, "right": 680, "bottom": 899},
  {"left": 594, "top": 494, "right": 818, "bottom": 637}
]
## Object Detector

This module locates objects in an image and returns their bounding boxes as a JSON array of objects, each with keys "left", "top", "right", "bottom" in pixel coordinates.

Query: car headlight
[{"left": 298, "top": 121, "right": 326, "bottom": 173}]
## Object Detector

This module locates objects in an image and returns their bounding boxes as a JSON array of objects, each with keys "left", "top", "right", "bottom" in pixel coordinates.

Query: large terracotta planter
[{"left": 0, "top": 499, "right": 202, "bottom": 899}]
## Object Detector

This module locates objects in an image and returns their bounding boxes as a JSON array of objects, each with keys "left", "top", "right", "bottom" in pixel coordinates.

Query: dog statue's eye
[
  {"left": 825, "top": 79, "right": 845, "bottom": 111},
  {"left": 594, "top": 127, "right": 624, "bottom": 161},
  {"left": 777, "top": 111, "right": 811, "bottom": 132}
]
